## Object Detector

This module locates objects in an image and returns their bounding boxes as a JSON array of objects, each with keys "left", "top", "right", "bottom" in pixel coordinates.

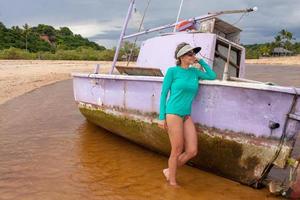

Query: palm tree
[
  {"left": 275, "top": 29, "right": 295, "bottom": 50},
  {"left": 23, "top": 23, "right": 30, "bottom": 51}
]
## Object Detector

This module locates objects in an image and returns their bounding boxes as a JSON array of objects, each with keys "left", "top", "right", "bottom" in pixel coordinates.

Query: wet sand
[{"left": 0, "top": 80, "right": 279, "bottom": 200}]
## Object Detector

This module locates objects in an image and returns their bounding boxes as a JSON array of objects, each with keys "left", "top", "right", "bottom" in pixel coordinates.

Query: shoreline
[
  {"left": 1, "top": 58, "right": 299, "bottom": 105},
  {"left": 246, "top": 55, "right": 300, "bottom": 65}
]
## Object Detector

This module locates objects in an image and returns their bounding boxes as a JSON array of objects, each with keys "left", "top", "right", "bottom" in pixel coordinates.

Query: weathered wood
[{"left": 116, "top": 66, "right": 164, "bottom": 76}]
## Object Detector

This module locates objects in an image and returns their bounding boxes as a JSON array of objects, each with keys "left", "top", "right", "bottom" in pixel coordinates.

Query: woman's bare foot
[
  {"left": 168, "top": 181, "right": 180, "bottom": 187},
  {"left": 163, "top": 168, "right": 169, "bottom": 181}
]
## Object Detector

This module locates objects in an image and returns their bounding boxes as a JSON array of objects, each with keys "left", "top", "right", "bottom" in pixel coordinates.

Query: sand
[
  {"left": 246, "top": 55, "right": 300, "bottom": 65},
  {"left": 0, "top": 60, "right": 133, "bottom": 104}
]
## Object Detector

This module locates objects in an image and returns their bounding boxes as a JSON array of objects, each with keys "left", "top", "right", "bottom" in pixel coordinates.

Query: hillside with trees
[
  {"left": 0, "top": 22, "right": 105, "bottom": 52},
  {"left": 0, "top": 22, "right": 298, "bottom": 61},
  {"left": 0, "top": 22, "right": 139, "bottom": 60}
]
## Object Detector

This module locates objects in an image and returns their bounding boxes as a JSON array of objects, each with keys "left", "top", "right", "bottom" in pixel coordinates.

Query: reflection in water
[{"left": 2, "top": 64, "right": 298, "bottom": 199}]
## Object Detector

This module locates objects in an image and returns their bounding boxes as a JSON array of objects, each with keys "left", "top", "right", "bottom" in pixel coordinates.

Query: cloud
[
  {"left": 62, "top": 19, "right": 124, "bottom": 38},
  {"left": 0, "top": 0, "right": 299, "bottom": 47}
]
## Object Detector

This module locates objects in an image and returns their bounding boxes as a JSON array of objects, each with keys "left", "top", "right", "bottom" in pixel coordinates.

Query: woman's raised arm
[{"left": 194, "top": 59, "right": 217, "bottom": 80}]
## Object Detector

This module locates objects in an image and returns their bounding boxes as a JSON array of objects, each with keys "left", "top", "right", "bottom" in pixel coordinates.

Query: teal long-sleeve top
[{"left": 158, "top": 59, "right": 217, "bottom": 120}]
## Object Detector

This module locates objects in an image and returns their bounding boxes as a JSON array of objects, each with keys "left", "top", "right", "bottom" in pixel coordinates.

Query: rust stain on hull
[{"left": 78, "top": 102, "right": 293, "bottom": 186}]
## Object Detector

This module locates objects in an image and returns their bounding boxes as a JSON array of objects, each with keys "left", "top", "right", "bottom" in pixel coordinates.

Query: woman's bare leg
[
  {"left": 163, "top": 116, "right": 198, "bottom": 182},
  {"left": 177, "top": 116, "right": 198, "bottom": 167},
  {"left": 165, "top": 114, "right": 184, "bottom": 186}
]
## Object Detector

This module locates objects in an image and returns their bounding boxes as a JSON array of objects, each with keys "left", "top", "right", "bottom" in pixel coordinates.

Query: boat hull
[
  {"left": 73, "top": 73, "right": 300, "bottom": 186},
  {"left": 77, "top": 101, "right": 294, "bottom": 186}
]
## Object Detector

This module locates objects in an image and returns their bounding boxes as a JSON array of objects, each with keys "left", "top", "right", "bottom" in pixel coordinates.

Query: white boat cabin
[{"left": 116, "top": 17, "right": 246, "bottom": 80}]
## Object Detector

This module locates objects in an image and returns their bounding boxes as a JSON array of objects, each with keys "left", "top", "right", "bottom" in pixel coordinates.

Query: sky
[{"left": 0, "top": 0, "right": 299, "bottom": 48}]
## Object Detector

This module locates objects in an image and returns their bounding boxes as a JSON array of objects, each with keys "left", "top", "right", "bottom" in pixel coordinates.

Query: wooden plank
[{"left": 116, "top": 66, "right": 164, "bottom": 77}]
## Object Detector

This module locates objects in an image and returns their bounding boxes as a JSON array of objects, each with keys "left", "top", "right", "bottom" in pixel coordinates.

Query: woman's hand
[
  {"left": 194, "top": 57, "right": 200, "bottom": 64},
  {"left": 158, "top": 120, "right": 168, "bottom": 131}
]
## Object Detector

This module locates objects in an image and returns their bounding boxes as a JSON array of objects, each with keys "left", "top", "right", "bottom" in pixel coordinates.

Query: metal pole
[
  {"left": 223, "top": 44, "right": 231, "bottom": 81},
  {"left": 94, "top": 64, "right": 100, "bottom": 74},
  {"left": 124, "top": 14, "right": 215, "bottom": 39},
  {"left": 110, "top": 0, "right": 135, "bottom": 74},
  {"left": 173, "top": 0, "right": 184, "bottom": 32},
  {"left": 123, "top": 7, "right": 257, "bottom": 40}
]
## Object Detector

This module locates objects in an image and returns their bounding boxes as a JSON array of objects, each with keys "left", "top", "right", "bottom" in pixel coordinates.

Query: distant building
[{"left": 272, "top": 47, "right": 293, "bottom": 56}]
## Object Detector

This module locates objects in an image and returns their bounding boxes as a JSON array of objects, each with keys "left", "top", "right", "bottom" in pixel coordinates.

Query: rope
[
  {"left": 231, "top": 12, "right": 248, "bottom": 26},
  {"left": 126, "top": 0, "right": 151, "bottom": 66},
  {"left": 249, "top": 87, "right": 299, "bottom": 188}
]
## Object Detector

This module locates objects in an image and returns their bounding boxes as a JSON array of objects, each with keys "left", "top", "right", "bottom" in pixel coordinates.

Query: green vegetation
[
  {"left": 1, "top": 22, "right": 298, "bottom": 61},
  {"left": 0, "top": 46, "right": 118, "bottom": 61},
  {"left": 0, "top": 22, "right": 139, "bottom": 61},
  {"left": 244, "top": 29, "right": 300, "bottom": 59}
]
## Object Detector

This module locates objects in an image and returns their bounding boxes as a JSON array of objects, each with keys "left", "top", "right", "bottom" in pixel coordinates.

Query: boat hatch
[{"left": 116, "top": 66, "right": 163, "bottom": 76}]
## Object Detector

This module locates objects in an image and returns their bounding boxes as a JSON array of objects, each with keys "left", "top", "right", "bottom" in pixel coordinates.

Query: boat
[{"left": 72, "top": 0, "right": 300, "bottom": 197}]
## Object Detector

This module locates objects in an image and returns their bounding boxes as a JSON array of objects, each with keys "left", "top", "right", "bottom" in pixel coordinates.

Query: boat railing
[{"left": 229, "top": 77, "right": 276, "bottom": 85}]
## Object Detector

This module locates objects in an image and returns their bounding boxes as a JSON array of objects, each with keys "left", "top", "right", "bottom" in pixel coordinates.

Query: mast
[
  {"left": 110, "top": 0, "right": 135, "bottom": 74},
  {"left": 109, "top": 2, "right": 257, "bottom": 74}
]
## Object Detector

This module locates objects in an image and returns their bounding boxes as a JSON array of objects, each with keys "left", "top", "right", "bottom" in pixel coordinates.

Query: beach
[
  {"left": 1, "top": 58, "right": 300, "bottom": 105},
  {"left": 246, "top": 55, "right": 300, "bottom": 65},
  {"left": 0, "top": 60, "right": 131, "bottom": 104}
]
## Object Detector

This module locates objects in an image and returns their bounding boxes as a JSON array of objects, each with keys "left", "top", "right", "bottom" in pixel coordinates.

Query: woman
[{"left": 158, "top": 42, "right": 217, "bottom": 186}]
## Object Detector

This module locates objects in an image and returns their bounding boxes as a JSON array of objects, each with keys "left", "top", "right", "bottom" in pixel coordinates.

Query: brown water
[
  {"left": 245, "top": 64, "right": 300, "bottom": 87},
  {"left": 1, "top": 64, "right": 299, "bottom": 200}
]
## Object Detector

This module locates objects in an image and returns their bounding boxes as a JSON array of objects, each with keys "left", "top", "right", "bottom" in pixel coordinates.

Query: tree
[
  {"left": 0, "top": 21, "right": 106, "bottom": 53},
  {"left": 274, "top": 29, "right": 295, "bottom": 50},
  {"left": 58, "top": 27, "right": 73, "bottom": 36},
  {"left": 119, "top": 41, "right": 140, "bottom": 61},
  {"left": 23, "top": 23, "right": 30, "bottom": 51},
  {"left": 259, "top": 45, "right": 271, "bottom": 57}
]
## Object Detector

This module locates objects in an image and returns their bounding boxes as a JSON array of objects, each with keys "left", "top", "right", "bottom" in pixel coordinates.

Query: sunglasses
[{"left": 184, "top": 51, "right": 195, "bottom": 57}]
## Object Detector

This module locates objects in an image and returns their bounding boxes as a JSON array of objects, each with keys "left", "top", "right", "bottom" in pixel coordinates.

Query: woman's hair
[{"left": 175, "top": 42, "right": 189, "bottom": 66}]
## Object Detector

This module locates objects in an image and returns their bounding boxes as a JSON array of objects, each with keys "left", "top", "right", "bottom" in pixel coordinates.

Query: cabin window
[{"left": 213, "top": 40, "right": 241, "bottom": 79}]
